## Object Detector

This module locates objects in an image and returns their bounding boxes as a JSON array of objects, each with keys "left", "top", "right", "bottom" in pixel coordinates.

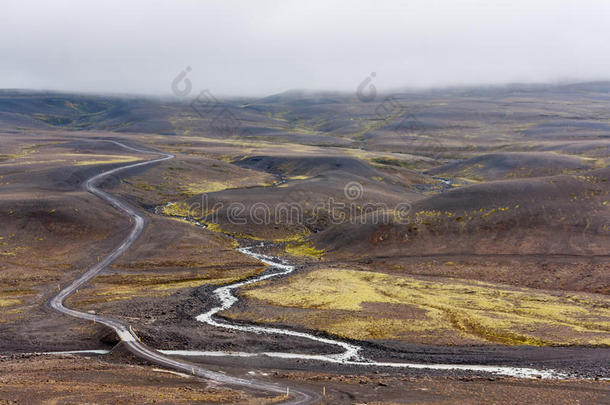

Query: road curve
[{"left": 48, "top": 140, "right": 319, "bottom": 405}]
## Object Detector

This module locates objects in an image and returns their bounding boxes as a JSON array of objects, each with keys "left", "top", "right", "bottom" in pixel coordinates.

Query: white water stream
[
  {"left": 195, "top": 245, "right": 362, "bottom": 362},
  {"left": 190, "top": 243, "right": 570, "bottom": 379}
]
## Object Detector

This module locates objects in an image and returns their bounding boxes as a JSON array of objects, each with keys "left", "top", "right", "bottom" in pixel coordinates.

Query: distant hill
[
  {"left": 428, "top": 152, "right": 595, "bottom": 181},
  {"left": 0, "top": 91, "right": 176, "bottom": 134},
  {"left": 315, "top": 167, "right": 610, "bottom": 257}
]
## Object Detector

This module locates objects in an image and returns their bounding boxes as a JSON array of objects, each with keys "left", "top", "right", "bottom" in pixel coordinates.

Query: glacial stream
[{"left": 178, "top": 237, "right": 569, "bottom": 379}]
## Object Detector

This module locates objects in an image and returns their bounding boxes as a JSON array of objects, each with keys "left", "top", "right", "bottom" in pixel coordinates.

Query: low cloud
[{"left": 2, "top": 0, "right": 610, "bottom": 96}]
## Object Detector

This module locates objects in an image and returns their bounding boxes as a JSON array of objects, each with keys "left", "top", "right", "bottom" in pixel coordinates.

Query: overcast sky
[{"left": 2, "top": 0, "right": 610, "bottom": 97}]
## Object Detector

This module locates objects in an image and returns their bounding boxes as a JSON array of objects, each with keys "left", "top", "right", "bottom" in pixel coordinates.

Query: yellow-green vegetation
[
  {"left": 200, "top": 220, "right": 312, "bottom": 245},
  {"left": 238, "top": 269, "right": 610, "bottom": 345},
  {"left": 0, "top": 154, "right": 18, "bottom": 162},
  {"left": 0, "top": 143, "right": 47, "bottom": 162},
  {"left": 351, "top": 148, "right": 442, "bottom": 171},
  {"left": 115, "top": 159, "right": 274, "bottom": 204},
  {"left": 182, "top": 181, "right": 233, "bottom": 195},
  {"left": 201, "top": 222, "right": 258, "bottom": 241},
  {"left": 158, "top": 199, "right": 319, "bottom": 248},
  {"left": 178, "top": 135, "right": 319, "bottom": 154},
  {"left": 160, "top": 202, "right": 194, "bottom": 217},
  {"left": 580, "top": 156, "right": 608, "bottom": 169},
  {"left": 204, "top": 222, "right": 226, "bottom": 234},
  {"left": 0, "top": 298, "right": 21, "bottom": 307},
  {"left": 456, "top": 176, "right": 483, "bottom": 183},
  {"left": 371, "top": 157, "right": 412, "bottom": 168},
  {"left": 66, "top": 153, "right": 141, "bottom": 166},
  {"left": 132, "top": 182, "right": 156, "bottom": 191},
  {"left": 272, "top": 229, "right": 311, "bottom": 243},
  {"left": 0, "top": 244, "right": 25, "bottom": 257},
  {"left": 0, "top": 288, "right": 36, "bottom": 296},
  {"left": 284, "top": 241, "right": 324, "bottom": 259},
  {"left": 408, "top": 204, "right": 522, "bottom": 228},
  {"left": 68, "top": 267, "right": 265, "bottom": 306},
  {"left": 0, "top": 285, "right": 34, "bottom": 311},
  {"left": 204, "top": 222, "right": 276, "bottom": 241}
]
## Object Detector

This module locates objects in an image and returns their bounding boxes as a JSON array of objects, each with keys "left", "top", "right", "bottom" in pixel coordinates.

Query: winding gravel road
[
  {"left": 48, "top": 140, "right": 320, "bottom": 405},
  {"left": 47, "top": 138, "right": 568, "bottom": 405}
]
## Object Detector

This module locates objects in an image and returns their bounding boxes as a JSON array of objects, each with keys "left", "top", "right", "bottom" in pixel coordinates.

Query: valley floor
[{"left": 1, "top": 85, "right": 609, "bottom": 403}]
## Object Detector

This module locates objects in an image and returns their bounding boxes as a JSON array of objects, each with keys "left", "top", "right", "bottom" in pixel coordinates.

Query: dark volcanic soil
[
  {"left": 1, "top": 353, "right": 608, "bottom": 405},
  {"left": 2, "top": 86, "right": 610, "bottom": 404}
]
